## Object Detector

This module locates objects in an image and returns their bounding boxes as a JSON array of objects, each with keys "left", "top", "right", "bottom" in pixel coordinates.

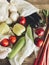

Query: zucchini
[{"left": 8, "top": 37, "right": 25, "bottom": 59}]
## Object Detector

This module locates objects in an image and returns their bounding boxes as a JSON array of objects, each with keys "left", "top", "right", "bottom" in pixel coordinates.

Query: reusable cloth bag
[
  {"left": 9, "top": 33, "right": 39, "bottom": 65},
  {"left": 10, "top": 0, "right": 39, "bottom": 17}
]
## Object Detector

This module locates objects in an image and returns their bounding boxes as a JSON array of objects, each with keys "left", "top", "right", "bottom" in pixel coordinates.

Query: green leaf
[{"left": 42, "top": 9, "right": 49, "bottom": 16}]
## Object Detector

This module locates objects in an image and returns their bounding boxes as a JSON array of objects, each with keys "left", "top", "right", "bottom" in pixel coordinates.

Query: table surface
[{"left": 27, "top": 0, "right": 49, "bottom": 10}]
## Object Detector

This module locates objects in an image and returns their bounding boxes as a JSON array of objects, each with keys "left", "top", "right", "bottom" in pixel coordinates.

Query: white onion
[{"left": 10, "top": 12, "right": 19, "bottom": 22}]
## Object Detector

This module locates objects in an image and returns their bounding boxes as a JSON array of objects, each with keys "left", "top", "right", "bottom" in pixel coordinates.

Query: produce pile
[{"left": 0, "top": 0, "right": 49, "bottom": 65}]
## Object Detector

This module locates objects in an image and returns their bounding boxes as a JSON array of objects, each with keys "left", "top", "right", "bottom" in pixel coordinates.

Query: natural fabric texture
[
  {"left": 9, "top": 33, "right": 39, "bottom": 65},
  {"left": 10, "top": 0, "right": 39, "bottom": 17}
]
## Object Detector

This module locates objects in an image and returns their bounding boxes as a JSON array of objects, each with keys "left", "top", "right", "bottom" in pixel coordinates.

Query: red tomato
[
  {"left": 1, "top": 39, "right": 9, "bottom": 47},
  {"left": 35, "top": 28, "right": 44, "bottom": 36},
  {"left": 34, "top": 37, "right": 43, "bottom": 47},
  {"left": 19, "top": 16, "right": 26, "bottom": 25},
  {"left": 9, "top": 36, "right": 16, "bottom": 44}
]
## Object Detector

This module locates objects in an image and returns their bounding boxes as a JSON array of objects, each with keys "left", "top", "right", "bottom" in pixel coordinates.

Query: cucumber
[
  {"left": 8, "top": 37, "right": 25, "bottom": 59},
  {"left": 27, "top": 25, "right": 34, "bottom": 41}
]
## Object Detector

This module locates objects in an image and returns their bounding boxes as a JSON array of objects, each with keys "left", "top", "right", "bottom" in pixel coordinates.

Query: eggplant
[
  {"left": 25, "top": 13, "right": 42, "bottom": 28},
  {"left": 7, "top": 0, "right": 10, "bottom": 2}
]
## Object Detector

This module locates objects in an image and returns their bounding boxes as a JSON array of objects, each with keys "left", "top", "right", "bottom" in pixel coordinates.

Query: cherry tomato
[
  {"left": 19, "top": 16, "right": 26, "bottom": 25},
  {"left": 35, "top": 28, "right": 44, "bottom": 36},
  {"left": 9, "top": 36, "right": 16, "bottom": 44},
  {"left": 34, "top": 37, "right": 43, "bottom": 47},
  {"left": 1, "top": 39, "right": 9, "bottom": 47}
]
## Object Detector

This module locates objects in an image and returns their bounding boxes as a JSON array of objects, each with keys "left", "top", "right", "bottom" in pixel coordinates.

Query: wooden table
[{"left": 27, "top": 0, "right": 49, "bottom": 10}]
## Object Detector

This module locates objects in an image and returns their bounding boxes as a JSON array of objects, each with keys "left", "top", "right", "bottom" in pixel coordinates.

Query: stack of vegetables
[{"left": 0, "top": 0, "right": 49, "bottom": 65}]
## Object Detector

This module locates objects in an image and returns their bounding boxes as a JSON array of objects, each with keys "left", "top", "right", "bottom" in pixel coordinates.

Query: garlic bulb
[
  {"left": 6, "top": 17, "right": 13, "bottom": 24},
  {"left": 10, "top": 12, "right": 19, "bottom": 22}
]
